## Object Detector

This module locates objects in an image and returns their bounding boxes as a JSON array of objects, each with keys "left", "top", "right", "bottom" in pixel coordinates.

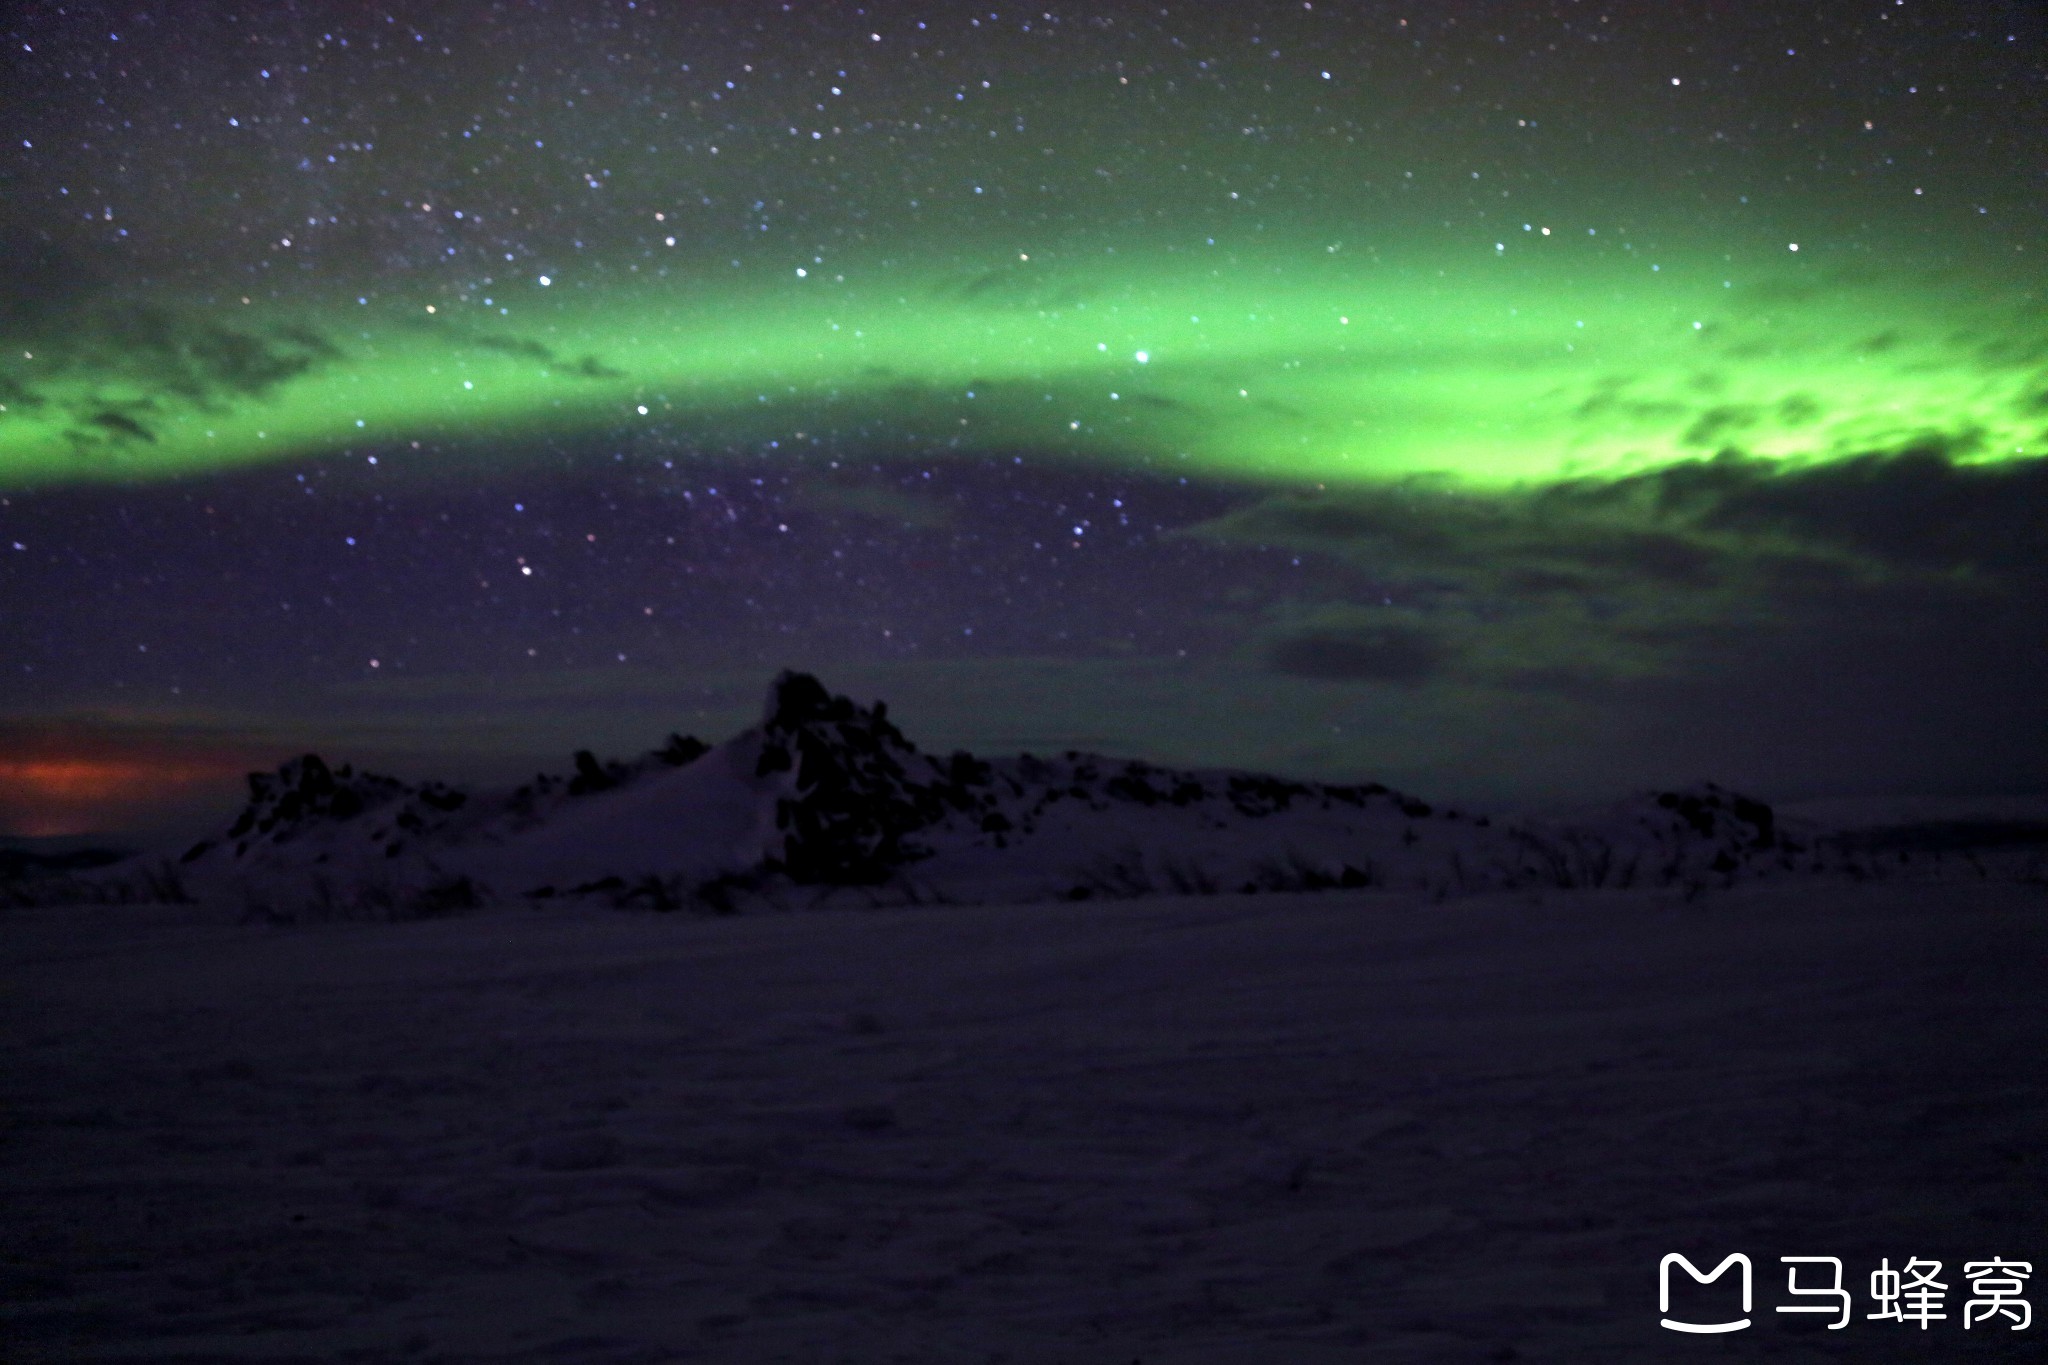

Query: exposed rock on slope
[
  {"left": 753, "top": 671, "right": 978, "bottom": 884},
  {"left": 183, "top": 754, "right": 468, "bottom": 865}
]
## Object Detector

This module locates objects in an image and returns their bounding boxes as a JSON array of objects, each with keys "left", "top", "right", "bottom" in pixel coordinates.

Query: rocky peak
[
  {"left": 1647, "top": 783, "right": 1777, "bottom": 849},
  {"left": 196, "top": 753, "right": 465, "bottom": 861},
  {"left": 753, "top": 671, "right": 970, "bottom": 884}
]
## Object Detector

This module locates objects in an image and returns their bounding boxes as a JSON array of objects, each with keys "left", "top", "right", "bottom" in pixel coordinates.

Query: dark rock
[
  {"left": 568, "top": 749, "right": 623, "bottom": 795},
  {"left": 755, "top": 672, "right": 973, "bottom": 885},
  {"left": 658, "top": 733, "right": 709, "bottom": 767}
]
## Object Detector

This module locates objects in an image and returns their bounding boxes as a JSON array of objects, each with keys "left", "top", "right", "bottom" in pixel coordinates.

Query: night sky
[{"left": 1, "top": 0, "right": 2044, "bottom": 838}]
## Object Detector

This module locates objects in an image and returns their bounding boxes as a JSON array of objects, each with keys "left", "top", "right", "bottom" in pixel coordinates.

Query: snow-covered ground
[{"left": 3, "top": 877, "right": 2043, "bottom": 1362}]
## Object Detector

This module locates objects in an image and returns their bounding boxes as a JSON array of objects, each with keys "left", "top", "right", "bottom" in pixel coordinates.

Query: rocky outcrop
[
  {"left": 755, "top": 671, "right": 983, "bottom": 883},
  {"left": 185, "top": 754, "right": 466, "bottom": 863}
]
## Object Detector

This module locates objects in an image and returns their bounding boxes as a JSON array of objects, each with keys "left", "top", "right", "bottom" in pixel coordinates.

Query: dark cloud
[
  {"left": 0, "top": 300, "right": 344, "bottom": 455},
  {"left": 937, "top": 260, "right": 1101, "bottom": 312},
  {"left": 470, "top": 335, "right": 557, "bottom": 363},
  {"left": 570, "top": 356, "right": 628, "bottom": 380},
  {"left": 1205, "top": 449, "right": 2048, "bottom": 619},
  {"left": 456, "top": 328, "right": 627, "bottom": 380},
  {"left": 86, "top": 409, "right": 158, "bottom": 444},
  {"left": 1177, "top": 450, "right": 2048, "bottom": 797},
  {"left": 1268, "top": 621, "right": 1444, "bottom": 684},
  {"left": 93, "top": 305, "right": 341, "bottom": 402},
  {"left": 1652, "top": 447, "right": 2048, "bottom": 577}
]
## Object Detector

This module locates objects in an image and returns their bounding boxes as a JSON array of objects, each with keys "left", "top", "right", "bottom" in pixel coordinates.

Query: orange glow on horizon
[{"left": 0, "top": 752, "right": 249, "bottom": 837}]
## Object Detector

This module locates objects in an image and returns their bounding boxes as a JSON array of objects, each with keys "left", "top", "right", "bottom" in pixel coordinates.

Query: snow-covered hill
[{"left": 126, "top": 672, "right": 1956, "bottom": 922}]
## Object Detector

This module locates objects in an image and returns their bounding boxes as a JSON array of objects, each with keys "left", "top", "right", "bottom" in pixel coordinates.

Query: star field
[{"left": 0, "top": 1, "right": 2043, "bottom": 836}]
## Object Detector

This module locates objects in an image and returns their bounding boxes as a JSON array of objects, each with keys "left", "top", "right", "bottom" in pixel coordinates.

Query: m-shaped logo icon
[{"left": 1661, "top": 1253, "right": 1753, "bottom": 1333}]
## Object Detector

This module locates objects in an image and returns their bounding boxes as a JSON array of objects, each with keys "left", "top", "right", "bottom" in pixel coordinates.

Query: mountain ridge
[
  {"left": 121, "top": 671, "right": 1880, "bottom": 919},
  {"left": 11, "top": 672, "right": 2038, "bottom": 917}
]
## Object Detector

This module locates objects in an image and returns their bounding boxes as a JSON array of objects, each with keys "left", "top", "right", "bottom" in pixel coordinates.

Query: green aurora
[
  {"left": 4, "top": 0, "right": 2046, "bottom": 829},
  {"left": 4, "top": 230, "right": 2042, "bottom": 492}
]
